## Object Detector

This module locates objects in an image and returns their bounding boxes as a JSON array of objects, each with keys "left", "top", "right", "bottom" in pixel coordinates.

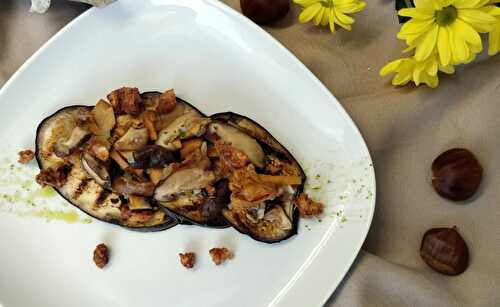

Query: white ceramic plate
[{"left": 0, "top": 1, "right": 375, "bottom": 306}]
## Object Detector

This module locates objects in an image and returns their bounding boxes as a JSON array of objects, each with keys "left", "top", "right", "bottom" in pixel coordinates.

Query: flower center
[{"left": 435, "top": 6, "right": 458, "bottom": 26}]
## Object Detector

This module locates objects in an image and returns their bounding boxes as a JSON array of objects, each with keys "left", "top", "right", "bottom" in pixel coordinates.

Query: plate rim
[{"left": 0, "top": 1, "right": 377, "bottom": 306}]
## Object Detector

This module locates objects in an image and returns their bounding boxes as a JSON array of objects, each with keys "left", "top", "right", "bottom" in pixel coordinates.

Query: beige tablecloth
[{"left": 1, "top": 1, "right": 499, "bottom": 306}]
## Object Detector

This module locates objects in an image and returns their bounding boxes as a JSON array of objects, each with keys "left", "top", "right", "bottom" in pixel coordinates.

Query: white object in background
[
  {"left": 30, "top": 0, "right": 115, "bottom": 13},
  {"left": 30, "top": 0, "right": 50, "bottom": 13}
]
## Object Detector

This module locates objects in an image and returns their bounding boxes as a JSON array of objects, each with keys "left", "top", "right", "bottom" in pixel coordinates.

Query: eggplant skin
[
  {"left": 35, "top": 105, "right": 177, "bottom": 232},
  {"left": 161, "top": 207, "right": 230, "bottom": 229},
  {"left": 210, "top": 112, "right": 305, "bottom": 243}
]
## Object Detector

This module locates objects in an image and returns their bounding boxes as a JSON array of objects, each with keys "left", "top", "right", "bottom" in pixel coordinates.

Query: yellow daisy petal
[
  {"left": 399, "top": 8, "right": 435, "bottom": 19},
  {"left": 321, "top": 8, "right": 330, "bottom": 26},
  {"left": 437, "top": 26, "right": 452, "bottom": 66},
  {"left": 398, "top": 18, "right": 436, "bottom": 36},
  {"left": 457, "top": 9, "right": 496, "bottom": 32},
  {"left": 488, "top": 22, "right": 500, "bottom": 55},
  {"left": 393, "top": 72, "right": 412, "bottom": 86},
  {"left": 299, "top": 2, "right": 322, "bottom": 23},
  {"left": 313, "top": 7, "right": 325, "bottom": 25},
  {"left": 380, "top": 59, "right": 403, "bottom": 76},
  {"left": 421, "top": 73, "right": 439, "bottom": 88},
  {"left": 329, "top": 8, "right": 336, "bottom": 32},
  {"left": 439, "top": 64, "right": 455, "bottom": 74},
  {"left": 415, "top": 24, "right": 439, "bottom": 61},
  {"left": 454, "top": 0, "right": 483, "bottom": 8},
  {"left": 450, "top": 22, "right": 470, "bottom": 63},
  {"left": 335, "top": 10, "right": 355, "bottom": 25},
  {"left": 337, "top": 1, "right": 366, "bottom": 14},
  {"left": 425, "top": 57, "right": 439, "bottom": 75},
  {"left": 414, "top": 0, "right": 436, "bottom": 9},
  {"left": 481, "top": 6, "right": 500, "bottom": 17},
  {"left": 454, "top": 19, "right": 482, "bottom": 48},
  {"left": 334, "top": 11, "right": 353, "bottom": 30},
  {"left": 473, "top": 0, "right": 492, "bottom": 8}
]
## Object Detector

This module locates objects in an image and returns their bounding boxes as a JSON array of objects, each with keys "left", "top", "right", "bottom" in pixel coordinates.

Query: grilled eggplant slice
[
  {"left": 35, "top": 106, "right": 177, "bottom": 231},
  {"left": 210, "top": 112, "right": 305, "bottom": 243}
]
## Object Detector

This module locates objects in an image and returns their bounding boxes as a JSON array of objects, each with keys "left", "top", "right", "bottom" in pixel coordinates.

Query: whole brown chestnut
[
  {"left": 420, "top": 227, "right": 469, "bottom": 275},
  {"left": 431, "top": 148, "right": 483, "bottom": 201},
  {"left": 240, "top": 0, "right": 290, "bottom": 25}
]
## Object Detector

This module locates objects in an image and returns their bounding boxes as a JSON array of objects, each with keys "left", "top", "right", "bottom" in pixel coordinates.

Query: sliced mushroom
[
  {"left": 209, "top": 122, "right": 265, "bottom": 168},
  {"left": 91, "top": 99, "right": 115, "bottom": 138},
  {"left": 54, "top": 126, "right": 90, "bottom": 156},
  {"left": 114, "top": 127, "right": 149, "bottom": 151},
  {"left": 156, "top": 112, "right": 210, "bottom": 150},
  {"left": 112, "top": 176, "right": 155, "bottom": 197},
  {"left": 81, "top": 152, "right": 111, "bottom": 188},
  {"left": 130, "top": 145, "right": 175, "bottom": 169},
  {"left": 154, "top": 168, "right": 216, "bottom": 201}
]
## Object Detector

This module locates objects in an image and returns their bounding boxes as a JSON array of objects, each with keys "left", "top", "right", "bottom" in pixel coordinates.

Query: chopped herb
[
  {"left": 318, "top": 219, "right": 322, "bottom": 223},
  {"left": 327, "top": 179, "right": 332, "bottom": 184},
  {"left": 315, "top": 174, "right": 321, "bottom": 179},
  {"left": 312, "top": 186, "right": 321, "bottom": 190},
  {"left": 341, "top": 217, "right": 348, "bottom": 223}
]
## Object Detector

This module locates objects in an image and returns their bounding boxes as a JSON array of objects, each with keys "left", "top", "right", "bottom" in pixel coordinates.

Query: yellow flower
[
  {"left": 397, "top": 0, "right": 498, "bottom": 66},
  {"left": 486, "top": 3, "right": 500, "bottom": 55},
  {"left": 294, "top": 0, "right": 366, "bottom": 32},
  {"left": 379, "top": 54, "right": 455, "bottom": 88}
]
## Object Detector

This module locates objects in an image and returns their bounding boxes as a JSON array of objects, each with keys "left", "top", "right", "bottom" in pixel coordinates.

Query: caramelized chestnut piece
[
  {"left": 431, "top": 148, "right": 483, "bottom": 201},
  {"left": 240, "top": 0, "right": 290, "bottom": 25},
  {"left": 420, "top": 227, "right": 469, "bottom": 275}
]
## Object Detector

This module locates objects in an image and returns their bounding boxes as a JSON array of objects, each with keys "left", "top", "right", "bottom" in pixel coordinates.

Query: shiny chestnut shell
[
  {"left": 431, "top": 148, "right": 483, "bottom": 201},
  {"left": 420, "top": 227, "right": 469, "bottom": 276},
  {"left": 240, "top": 0, "right": 290, "bottom": 25}
]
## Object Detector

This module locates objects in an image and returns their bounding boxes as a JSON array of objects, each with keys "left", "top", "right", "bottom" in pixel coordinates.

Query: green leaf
[{"left": 395, "top": 0, "right": 415, "bottom": 23}]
